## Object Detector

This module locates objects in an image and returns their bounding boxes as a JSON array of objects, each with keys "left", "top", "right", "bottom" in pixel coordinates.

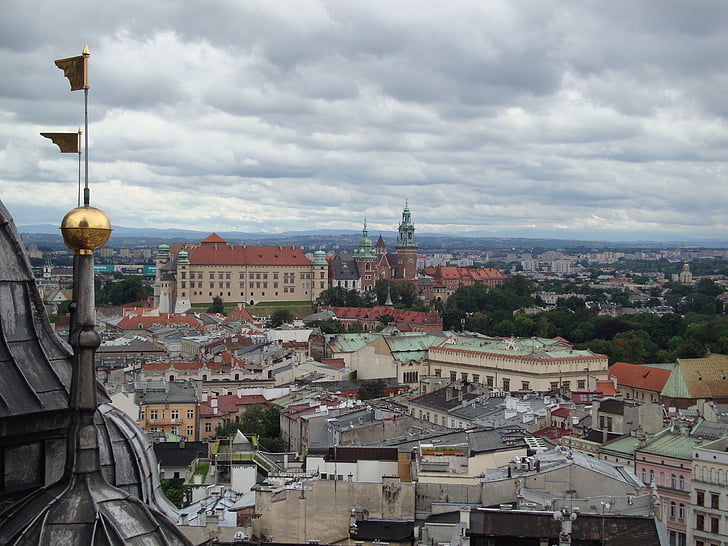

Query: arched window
[
  {"left": 679, "top": 475, "right": 685, "bottom": 490},
  {"left": 678, "top": 504, "right": 685, "bottom": 521},
  {"left": 649, "top": 469, "right": 655, "bottom": 484},
  {"left": 669, "top": 502, "right": 676, "bottom": 518},
  {"left": 641, "top": 468, "right": 647, "bottom": 483},
  {"left": 671, "top": 474, "right": 677, "bottom": 489}
]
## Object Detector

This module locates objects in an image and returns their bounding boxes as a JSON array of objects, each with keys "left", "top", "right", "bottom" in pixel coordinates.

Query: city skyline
[{"left": 2, "top": 2, "right": 728, "bottom": 242}]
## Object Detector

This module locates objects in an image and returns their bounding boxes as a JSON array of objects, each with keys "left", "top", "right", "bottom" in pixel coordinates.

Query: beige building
[
  {"left": 154, "top": 233, "right": 328, "bottom": 313},
  {"left": 427, "top": 334, "right": 609, "bottom": 394},
  {"left": 253, "top": 478, "right": 414, "bottom": 543}
]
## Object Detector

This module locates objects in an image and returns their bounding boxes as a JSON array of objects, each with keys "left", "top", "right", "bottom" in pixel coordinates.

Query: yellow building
[
  {"left": 427, "top": 334, "right": 608, "bottom": 394},
  {"left": 155, "top": 233, "right": 328, "bottom": 313},
  {"left": 135, "top": 380, "right": 199, "bottom": 441}
]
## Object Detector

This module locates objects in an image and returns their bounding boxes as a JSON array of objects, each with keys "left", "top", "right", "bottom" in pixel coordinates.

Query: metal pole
[{"left": 84, "top": 88, "right": 89, "bottom": 206}]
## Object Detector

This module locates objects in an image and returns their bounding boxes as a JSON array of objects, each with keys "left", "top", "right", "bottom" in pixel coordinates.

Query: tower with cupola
[
  {"left": 353, "top": 217, "right": 378, "bottom": 291},
  {"left": 395, "top": 202, "right": 418, "bottom": 280}
]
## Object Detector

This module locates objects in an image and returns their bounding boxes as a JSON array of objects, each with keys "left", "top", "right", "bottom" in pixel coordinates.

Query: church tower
[
  {"left": 395, "top": 202, "right": 418, "bottom": 280},
  {"left": 353, "top": 217, "right": 378, "bottom": 291}
]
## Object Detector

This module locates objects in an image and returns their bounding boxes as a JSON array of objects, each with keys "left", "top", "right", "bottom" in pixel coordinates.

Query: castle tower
[
  {"left": 353, "top": 217, "right": 377, "bottom": 291},
  {"left": 375, "top": 234, "right": 386, "bottom": 257},
  {"left": 395, "top": 203, "right": 418, "bottom": 280}
]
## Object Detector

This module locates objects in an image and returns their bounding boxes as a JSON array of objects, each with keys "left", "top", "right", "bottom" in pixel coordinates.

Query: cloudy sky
[{"left": 1, "top": 1, "right": 728, "bottom": 242}]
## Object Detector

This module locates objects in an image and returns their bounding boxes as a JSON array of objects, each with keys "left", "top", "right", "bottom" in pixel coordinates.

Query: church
[{"left": 328, "top": 204, "right": 419, "bottom": 292}]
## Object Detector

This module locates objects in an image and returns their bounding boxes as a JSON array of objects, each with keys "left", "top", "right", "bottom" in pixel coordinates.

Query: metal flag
[
  {"left": 55, "top": 45, "right": 89, "bottom": 91},
  {"left": 40, "top": 131, "right": 81, "bottom": 153}
]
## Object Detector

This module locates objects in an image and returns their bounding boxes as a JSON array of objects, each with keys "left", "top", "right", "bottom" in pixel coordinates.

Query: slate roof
[
  {"left": 330, "top": 258, "right": 360, "bottom": 280},
  {"left": 409, "top": 384, "right": 480, "bottom": 412},
  {"left": 610, "top": 361, "right": 671, "bottom": 392},
  {"left": 352, "top": 520, "right": 414, "bottom": 542},
  {"left": 153, "top": 442, "right": 209, "bottom": 468},
  {"left": 598, "top": 398, "right": 625, "bottom": 415},
  {"left": 0, "top": 200, "right": 71, "bottom": 419}
]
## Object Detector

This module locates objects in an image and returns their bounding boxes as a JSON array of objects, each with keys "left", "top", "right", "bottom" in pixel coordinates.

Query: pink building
[{"left": 634, "top": 426, "right": 700, "bottom": 546}]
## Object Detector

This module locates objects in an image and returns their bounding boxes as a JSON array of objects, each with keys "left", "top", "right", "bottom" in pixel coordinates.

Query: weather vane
[{"left": 40, "top": 44, "right": 91, "bottom": 206}]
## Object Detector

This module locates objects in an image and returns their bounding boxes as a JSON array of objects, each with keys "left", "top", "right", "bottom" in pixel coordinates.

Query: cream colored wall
[
  {"left": 253, "top": 478, "right": 415, "bottom": 544},
  {"left": 427, "top": 347, "right": 608, "bottom": 392}
]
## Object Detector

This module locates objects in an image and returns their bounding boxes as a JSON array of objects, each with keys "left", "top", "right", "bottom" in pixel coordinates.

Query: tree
[
  {"left": 358, "top": 380, "right": 386, "bottom": 400},
  {"left": 269, "top": 308, "right": 294, "bottom": 327},
  {"left": 208, "top": 295, "right": 225, "bottom": 314},
  {"left": 99, "top": 275, "right": 153, "bottom": 306},
  {"left": 160, "top": 478, "right": 190, "bottom": 508},
  {"left": 213, "top": 405, "right": 284, "bottom": 452},
  {"left": 379, "top": 313, "right": 395, "bottom": 325}
]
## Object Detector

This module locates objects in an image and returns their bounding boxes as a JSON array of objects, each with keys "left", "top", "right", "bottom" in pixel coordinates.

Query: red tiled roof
[
  {"left": 595, "top": 379, "right": 618, "bottom": 396},
  {"left": 609, "top": 361, "right": 671, "bottom": 392},
  {"left": 551, "top": 407, "right": 570, "bottom": 418},
  {"left": 329, "top": 306, "right": 441, "bottom": 326},
  {"left": 201, "top": 233, "right": 227, "bottom": 244},
  {"left": 177, "top": 243, "right": 311, "bottom": 266},
  {"left": 199, "top": 394, "right": 268, "bottom": 417},
  {"left": 116, "top": 313, "right": 202, "bottom": 330},
  {"left": 221, "top": 306, "right": 256, "bottom": 325}
]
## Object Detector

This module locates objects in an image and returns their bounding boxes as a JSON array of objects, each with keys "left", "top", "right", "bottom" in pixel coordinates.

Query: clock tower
[{"left": 395, "top": 202, "right": 418, "bottom": 280}]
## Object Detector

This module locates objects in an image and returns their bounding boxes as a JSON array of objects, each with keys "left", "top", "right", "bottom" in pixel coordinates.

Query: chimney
[{"left": 446, "top": 386, "right": 453, "bottom": 402}]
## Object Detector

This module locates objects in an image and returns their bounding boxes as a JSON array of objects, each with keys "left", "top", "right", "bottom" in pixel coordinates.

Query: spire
[
  {"left": 354, "top": 215, "right": 375, "bottom": 258},
  {"left": 396, "top": 202, "right": 417, "bottom": 248}
]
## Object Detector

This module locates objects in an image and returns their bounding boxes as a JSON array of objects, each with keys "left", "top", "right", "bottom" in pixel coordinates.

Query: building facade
[
  {"left": 154, "top": 233, "right": 329, "bottom": 312},
  {"left": 329, "top": 205, "right": 420, "bottom": 293}
]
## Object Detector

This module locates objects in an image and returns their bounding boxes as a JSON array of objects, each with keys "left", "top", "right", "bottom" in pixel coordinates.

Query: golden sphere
[{"left": 60, "top": 206, "right": 112, "bottom": 252}]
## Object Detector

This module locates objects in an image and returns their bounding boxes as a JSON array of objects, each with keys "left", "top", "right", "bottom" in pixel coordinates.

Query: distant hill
[{"left": 17, "top": 223, "right": 728, "bottom": 251}]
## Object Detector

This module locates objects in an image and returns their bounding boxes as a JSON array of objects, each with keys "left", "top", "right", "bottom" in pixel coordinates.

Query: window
[
  {"left": 502, "top": 378, "right": 510, "bottom": 391},
  {"left": 697, "top": 490, "right": 705, "bottom": 506},
  {"left": 649, "top": 469, "right": 655, "bottom": 484},
  {"left": 671, "top": 474, "right": 677, "bottom": 489},
  {"left": 710, "top": 516, "right": 718, "bottom": 534},
  {"left": 187, "top": 410, "right": 194, "bottom": 419},
  {"left": 711, "top": 493, "right": 719, "bottom": 509},
  {"left": 678, "top": 503, "right": 685, "bottom": 522},
  {"left": 187, "top": 426, "right": 194, "bottom": 437},
  {"left": 679, "top": 475, "right": 684, "bottom": 490},
  {"left": 205, "top": 423, "right": 211, "bottom": 433},
  {"left": 239, "top": 272, "right": 245, "bottom": 279},
  {"left": 696, "top": 513, "right": 704, "bottom": 531},
  {"left": 669, "top": 501, "right": 676, "bottom": 519},
  {"left": 472, "top": 374, "right": 480, "bottom": 383},
  {"left": 450, "top": 371, "right": 457, "bottom": 382},
  {"left": 521, "top": 381, "right": 530, "bottom": 390},
  {"left": 461, "top": 372, "right": 468, "bottom": 381},
  {"left": 171, "top": 410, "right": 179, "bottom": 420},
  {"left": 149, "top": 410, "right": 158, "bottom": 421},
  {"left": 434, "top": 369, "right": 441, "bottom": 377},
  {"left": 577, "top": 379, "right": 586, "bottom": 390},
  {"left": 641, "top": 468, "right": 647, "bottom": 482},
  {"left": 550, "top": 381, "right": 559, "bottom": 390},
  {"left": 209, "top": 272, "right": 214, "bottom": 279},
  {"left": 487, "top": 376, "right": 494, "bottom": 388}
]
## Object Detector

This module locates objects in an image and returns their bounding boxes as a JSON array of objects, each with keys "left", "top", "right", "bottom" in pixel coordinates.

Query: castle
[{"left": 328, "top": 204, "right": 419, "bottom": 292}]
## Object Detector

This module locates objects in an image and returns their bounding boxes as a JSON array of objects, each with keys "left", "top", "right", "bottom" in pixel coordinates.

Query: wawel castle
[
  {"left": 154, "top": 204, "right": 418, "bottom": 313},
  {"left": 154, "top": 234, "right": 329, "bottom": 313}
]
